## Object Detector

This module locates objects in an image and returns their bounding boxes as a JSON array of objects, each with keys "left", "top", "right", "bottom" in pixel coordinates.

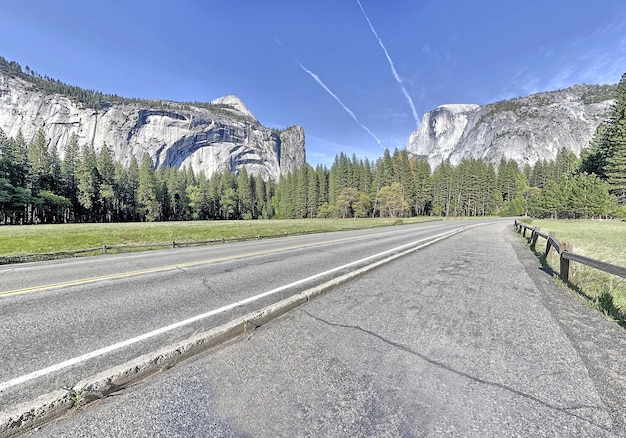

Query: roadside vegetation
[
  {"left": 0, "top": 217, "right": 436, "bottom": 259},
  {"left": 530, "top": 218, "right": 626, "bottom": 326}
]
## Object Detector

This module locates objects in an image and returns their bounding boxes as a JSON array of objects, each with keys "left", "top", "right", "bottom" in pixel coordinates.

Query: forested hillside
[
  {"left": 1, "top": 73, "right": 624, "bottom": 225},
  {"left": 0, "top": 56, "right": 241, "bottom": 116},
  {"left": 0, "top": 128, "right": 620, "bottom": 224}
]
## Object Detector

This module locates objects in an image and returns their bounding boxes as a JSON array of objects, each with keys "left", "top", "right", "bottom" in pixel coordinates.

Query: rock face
[
  {"left": 406, "top": 84, "right": 616, "bottom": 168},
  {"left": 0, "top": 74, "right": 305, "bottom": 181}
]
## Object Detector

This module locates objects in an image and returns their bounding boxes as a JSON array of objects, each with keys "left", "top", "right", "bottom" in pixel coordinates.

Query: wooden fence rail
[{"left": 514, "top": 220, "right": 626, "bottom": 281}]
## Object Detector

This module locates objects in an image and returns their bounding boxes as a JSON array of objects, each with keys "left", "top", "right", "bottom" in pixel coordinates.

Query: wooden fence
[{"left": 514, "top": 220, "right": 626, "bottom": 282}]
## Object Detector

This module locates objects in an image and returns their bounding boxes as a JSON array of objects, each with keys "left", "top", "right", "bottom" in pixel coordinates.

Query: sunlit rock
[{"left": 406, "top": 84, "right": 615, "bottom": 168}]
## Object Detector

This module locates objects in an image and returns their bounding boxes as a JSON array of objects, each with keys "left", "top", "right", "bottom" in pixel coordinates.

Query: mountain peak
[
  {"left": 210, "top": 95, "right": 257, "bottom": 121},
  {"left": 435, "top": 103, "right": 480, "bottom": 113},
  {"left": 407, "top": 83, "right": 616, "bottom": 168}
]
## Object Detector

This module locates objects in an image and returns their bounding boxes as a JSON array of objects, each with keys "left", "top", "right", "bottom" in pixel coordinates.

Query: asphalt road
[
  {"left": 23, "top": 221, "right": 626, "bottom": 437},
  {"left": 0, "top": 219, "right": 481, "bottom": 412}
]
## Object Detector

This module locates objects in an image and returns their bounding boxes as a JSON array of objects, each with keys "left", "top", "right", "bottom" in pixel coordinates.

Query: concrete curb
[{"left": 0, "top": 225, "right": 476, "bottom": 437}]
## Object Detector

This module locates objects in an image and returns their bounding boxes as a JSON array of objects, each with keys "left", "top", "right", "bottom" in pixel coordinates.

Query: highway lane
[
  {"left": 0, "top": 219, "right": 490, "bottom": 411},
  {"left": 24, "top": 221, "right": 626, "bottom": 437},
  {"left": 1, "top": 220, "right": 461, "bottom": 295}
]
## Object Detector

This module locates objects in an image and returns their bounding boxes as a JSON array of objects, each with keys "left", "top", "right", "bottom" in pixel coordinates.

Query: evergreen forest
[{"left": 1, "top": 72, "right": 625, "bottom": 225}]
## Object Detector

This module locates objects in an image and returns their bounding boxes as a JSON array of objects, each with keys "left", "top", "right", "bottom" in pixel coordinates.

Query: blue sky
[{"left": 2, "top": 0, "right": 626, "bottom": 166}]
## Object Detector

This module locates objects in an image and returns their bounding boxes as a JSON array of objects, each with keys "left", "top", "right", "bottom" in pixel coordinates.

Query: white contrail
[
  {"left": 296, "top": 60, "right": 383, "bottom": 147},
  {"left": 356, "top": 0, "right": 420, "bottom": 127}
]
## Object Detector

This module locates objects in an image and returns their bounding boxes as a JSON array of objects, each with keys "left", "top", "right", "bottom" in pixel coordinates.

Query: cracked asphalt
[{"left": 26, "top": 222, "right": 626, "bottom": 437}]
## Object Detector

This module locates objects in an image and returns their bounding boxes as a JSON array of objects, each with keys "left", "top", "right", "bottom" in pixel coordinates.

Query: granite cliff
[
  {"left": 0, "top": 62, "right": 305, "bottom": 181},
  {"left": 406, "top": 84, "right": 616, "bottom": 169}
]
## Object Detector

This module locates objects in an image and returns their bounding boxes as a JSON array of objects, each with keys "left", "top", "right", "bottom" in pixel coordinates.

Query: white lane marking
[
  {"left": 0, "top": 226, "right": 476, "bottom": 392},
  {"left": 0, "top": 222, "right": 444, "bottom": 297}
]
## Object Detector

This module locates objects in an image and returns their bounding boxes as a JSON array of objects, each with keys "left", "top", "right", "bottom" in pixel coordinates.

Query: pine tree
[
  {"left": 112, "top": 162, "right": 131, "bottom": 221},
  {"left": 484, "top": 163, "right": 501, "bottom": 215},
  {"left": 237, "top": 167, "right": 253, "bottom": 219},
  {"left": 221, "top": 188, "right": 237, "bottom": 220},
  {"left": 253, "top": 174, "right": 266, "bottom": 219},
  {"left": 164, "top": 167, "right": 189, "bottom": 220},
  {"left": 264, "top": 178, "right": 275, "bottom": 218},
  {"left": 554, "top": 147, "right": 579, "bottom": 179},
  {"left": 316, "top": 164, "right": 329, "bottom": 206},
  {"left": 535, "top": 179, "right": 565, "bottom": 219},
  {"left": 581, "top": 71, "right": 626, "bottom": 204},
  {"left": 306, "top": 164, "right": 320, "bottom": 218},
  {"left": 28, "top": 129, "right": 52, "bottom": 190},
  {"left": 604, "top": 73, "right": 626, "bottom": 203},
  {"left": 97, "top": 143, "right": 116, "bottom": 222},
  {"left": 218, "top": 171, "right": 238, "bottom": 219},
  {"left": 0, "top": 129, "right": 32, "bottom": 223},
  {"left": 569, "top": 173, "right": 615, "bottom": 218},
  {"left": 358, "top": 158, "right": 373, "bottom": 195},
  {"left": 580, "top": 123, "right": 610, "bottom": 177},
  {"left": 394, "top": 150, "right": 415, "bottom": 212},
  {"left": 410, "top": 157, "right": 432, "bottom": 216},
  {"left": 127, "top": 156, "right": 140, "bottom": 220},
  {"left": 430, "top": 160, "right": 454, "bottom": 216},
  {"left": 12, "top": 130, "right": 30, "bottom": 191},
  {"left": 137, "top": 153, "right": 159, "bottom": 221},
  {"left": 77, "top": 143, "right": 100, "bottom": 221},
  {"left": 185, "top": 182, "right": 203, "bottom": 220},
  {"left": 0, "top": 128, "right": 13, "bottom": 182},
  {"left": 606, "top": 145, "right": 626, "bottom": 204}
]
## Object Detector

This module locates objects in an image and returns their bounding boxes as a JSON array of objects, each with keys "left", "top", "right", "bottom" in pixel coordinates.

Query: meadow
[
  {"left": 0, "top": 217, "right": 437, "bottom": 258},
  {"left": 531, "top": 219, "right": 626, "bottom": 321}
]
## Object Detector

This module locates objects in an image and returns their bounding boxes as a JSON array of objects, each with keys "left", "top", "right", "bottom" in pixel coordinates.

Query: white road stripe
[
  {"left": 0, "top": 226, "right": 474, "bottom": 392},
  {"left": 0, "top": 223, "right": 442, "bottom": 297}
]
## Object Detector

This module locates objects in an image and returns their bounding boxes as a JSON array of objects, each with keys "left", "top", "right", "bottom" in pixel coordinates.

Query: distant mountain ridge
[
  {"left": 406, "top": 83, "right": 617, "bottom": 168},
  {"left": 0, "top": 57, "right": 305, "bottom": 180}
]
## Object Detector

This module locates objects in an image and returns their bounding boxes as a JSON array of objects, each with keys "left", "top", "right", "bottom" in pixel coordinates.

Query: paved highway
[
  {"left": 21, "top": 221, "right": 626, "bottom": 437},
  {"left": 0, "top": 219, "right": 482, "bottom": 414}
]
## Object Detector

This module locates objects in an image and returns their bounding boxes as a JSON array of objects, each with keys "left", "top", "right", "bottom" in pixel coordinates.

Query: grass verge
[
  {"left": 0, "top": 217, "right": 439, "bottom": 261},
  {"left": 525, "top": 219, "right": 626, "bottom": 327}
]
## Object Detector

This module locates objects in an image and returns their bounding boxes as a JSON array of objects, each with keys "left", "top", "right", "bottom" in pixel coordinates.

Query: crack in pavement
[
  {"left": 302, "top": 310, "right": 612, "bottom": 432},
  {"left": 201, "top": 277, "right": 220, "bottom": 298}
]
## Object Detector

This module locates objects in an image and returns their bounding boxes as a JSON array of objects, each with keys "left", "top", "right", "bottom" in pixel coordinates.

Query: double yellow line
[{"left": 0, "top": 227, "right": 420, "bottom": 298}]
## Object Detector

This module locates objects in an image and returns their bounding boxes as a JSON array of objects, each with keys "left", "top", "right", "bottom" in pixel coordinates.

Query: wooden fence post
[
  {"left": 102, "top": 245, "right": 108, "bottom": 255},
  {"left": 531, "top": 227, "right": 539, "bottom": 249},
  {"left": 560, "top": 241, "right": 572, "bottom": 282},
  {"left": 545, "top": 232, "right": 556, "bottom": 257}
]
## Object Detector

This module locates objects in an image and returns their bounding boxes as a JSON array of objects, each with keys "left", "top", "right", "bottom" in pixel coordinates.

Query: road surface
[
  {"left": 17, "top": 221, "right": 626, "bottom": 437},
  {"left": 0, "top": 220, "right": 478, "bottom": 412}
]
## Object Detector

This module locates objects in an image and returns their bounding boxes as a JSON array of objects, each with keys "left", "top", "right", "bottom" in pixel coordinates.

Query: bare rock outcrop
[
  {"left": 0, "top": 73, "right": 305, "bottom": 180},
  {"left": 407, "top": 84, "right": 615, "bottom": 168}
]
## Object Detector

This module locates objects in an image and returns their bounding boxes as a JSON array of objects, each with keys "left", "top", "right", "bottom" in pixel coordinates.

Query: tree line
[
  {"left": 1, "top": 67, "right": 624, "bottom": 224},
  {"left": 0, "top": 129, "right": 277, "bottom": 224},
  {"left": 274, "top": 148, "right": 620, "bottom": 220},
  {"left": 0, "top": 126, "right": 623, "bottom": 225}
]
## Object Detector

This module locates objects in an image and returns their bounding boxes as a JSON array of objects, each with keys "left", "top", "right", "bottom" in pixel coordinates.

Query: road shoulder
[{"left": 508, "top": 224, "right": 626, "bottom": 434}]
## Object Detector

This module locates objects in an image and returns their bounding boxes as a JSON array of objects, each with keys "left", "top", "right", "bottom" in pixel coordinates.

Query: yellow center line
[{"left": 0, "top": 226, "right": 433, "bottom": 298}]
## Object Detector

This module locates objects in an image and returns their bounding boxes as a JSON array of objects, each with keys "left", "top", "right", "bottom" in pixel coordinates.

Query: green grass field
[
  {"left": 530, "top": 219, "right": 626, "bottom": 320},
  {"left": 0, "top": 217, "right": 438, "bottom": 258}
]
